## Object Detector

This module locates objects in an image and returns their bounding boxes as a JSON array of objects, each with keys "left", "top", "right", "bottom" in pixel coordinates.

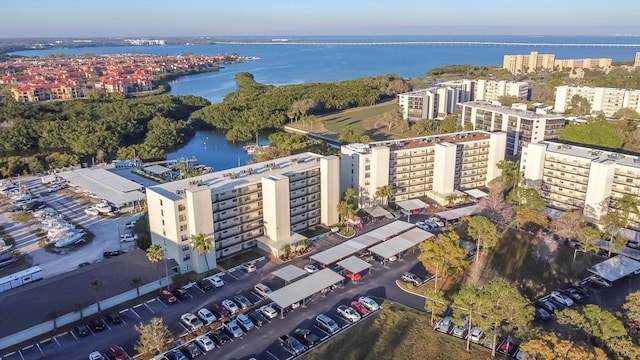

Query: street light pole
[{"left": 163, "top": 237, "right": 170, "bottom": 290}]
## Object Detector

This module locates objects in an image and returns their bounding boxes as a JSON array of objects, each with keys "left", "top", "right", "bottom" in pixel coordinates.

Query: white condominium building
[
  {"left": 635, "top": 52, "right": 640, "bottom": 68},
  {"left": 522, "top": 141, "right": 640, "bottom": 227},
  {"left": 340, "top": 131, "right": 507, "bottom": 207},
  {"left": 397, "top": 79, "right": 528, "bottom": 121},
  {"left": 457, "top": 101, "right": 566, "bottom": 157},
  {"left": 146, "top": 153, "right": 340, "bottom": 273},
  {"left": 554, "top": 85, "right": 640, "bottom": 117}
]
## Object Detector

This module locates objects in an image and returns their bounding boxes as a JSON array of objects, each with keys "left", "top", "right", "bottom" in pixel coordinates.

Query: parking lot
[{"left": 0, "top": 175, "right": 142, "bottom": 279}]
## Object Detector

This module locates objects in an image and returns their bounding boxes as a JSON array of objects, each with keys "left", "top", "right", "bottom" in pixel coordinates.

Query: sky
[{"left": 1, "top": 0, "right": 639, "bottom": 38}]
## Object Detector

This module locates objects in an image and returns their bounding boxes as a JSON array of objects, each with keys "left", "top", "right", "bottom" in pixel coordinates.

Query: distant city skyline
[{"left": 1, "top": 0, "right": 639, "bottom": 38}]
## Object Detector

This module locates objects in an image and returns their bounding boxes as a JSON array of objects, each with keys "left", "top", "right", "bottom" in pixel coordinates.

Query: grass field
[
  {"left": 302, "top": 302, "right": 492, "bottom": 360},
  {"left": 288, "top": 101, "right": 427, "bottom": 141},
  {"left": 482, "top": 229, "right": 602, "bottom": 300}
]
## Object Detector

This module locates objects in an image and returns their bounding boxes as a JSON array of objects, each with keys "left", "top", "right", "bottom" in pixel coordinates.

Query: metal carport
[
  {"left": 267, "top": 268, "right": 344, "bottom": 309},
  {"left": 588, "top": 256, "right": 640, "bottom": 282},
  {"left": 310, "top": 241, "right": 368, "bottom": 266},
  {"left": 366, "top": 221, "right": 415, "bottom": 241},
  {"left": 368, "top": 228, "right": 434, "bottom": 261},
  {"left": 337, "top": 256, "right": 372, "bottom": 275},
  {"left": 271, "top": 265, "right": 308, "bottom": 284},
  {"left": 436, "top": 205, "right": 484, "bottom": 221}
]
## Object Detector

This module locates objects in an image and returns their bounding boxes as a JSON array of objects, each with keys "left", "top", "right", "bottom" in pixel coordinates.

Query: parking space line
[
  {"left": 103, "top": 321, "right": 112, "bottom": 331},
  {"left": 70, "top": 331, "right": 79, "bottom": 342},
  {"left": 144, "top": 302, "right": 156, "bottom": 313},
  {"left": 53, "top": 336, "right": 62, "bottom": 348},
  {"left": 36, "top": 343, "right": 44, "bottom": 355},
  {"left": 225, "top": 271, "right": 240, "bottom": 280},
  {"left": 266, "top": 350, "right": 280, "bottom": 360},
  {"left": 17, "top": 351, "right": 25, "bottom": 360}
]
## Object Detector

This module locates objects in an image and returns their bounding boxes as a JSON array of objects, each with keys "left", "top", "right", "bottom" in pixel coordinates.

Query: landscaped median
[{"left": 301, "top": 301, "right": 491, "bottom": 360}]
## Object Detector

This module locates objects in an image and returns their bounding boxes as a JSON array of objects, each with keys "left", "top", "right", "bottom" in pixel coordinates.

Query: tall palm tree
[
  {"left": 89, "top": 279, "right": 104, "bottom": 313},
  {"left": 342, "top": 188, "right": 358, "bottom": 205},
  {"left": 617, "top": 194, "right": 640, "bottom": 227},
  {"left": 146, "top": 244, "right": 164, "bottom": 285},
  {"left": 375, "top": 185, "right": 393, "bottom": 206},
  {"left": 191, "top": 232, "right": 214, "bottom": 271}
]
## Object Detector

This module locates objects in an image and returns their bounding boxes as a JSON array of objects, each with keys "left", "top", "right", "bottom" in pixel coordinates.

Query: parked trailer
[
  {"left": 0, "top": 266, "right": 43, "bottom": 293},
  {"left": 41, "top": 175, "right": 58, "bottom": 184}
]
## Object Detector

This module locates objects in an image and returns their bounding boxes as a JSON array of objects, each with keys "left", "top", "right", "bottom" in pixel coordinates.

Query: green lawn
[
  {"left": 302, "top": 302, "right": 492, "bottom": 360},
  {"left": 482, "top": 229, "right": 602, "bottom": 300}
]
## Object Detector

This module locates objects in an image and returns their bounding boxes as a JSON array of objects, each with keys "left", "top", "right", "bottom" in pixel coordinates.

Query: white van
[{"left": 254, "top": 283, "right": 272, "bottom": 298}]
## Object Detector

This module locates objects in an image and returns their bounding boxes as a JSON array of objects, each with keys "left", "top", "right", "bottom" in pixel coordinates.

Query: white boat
[
  {"left": 53, "top": 231, "right": 87, "bottom": 248},
  {"left": 0, "top": 238, "right": 13, "bottom": 254},
  {"left": 94, "top": 203, "right": 112, "bottom": 213},
  {"left": 84, "top": 207, "right": 99, "bottom": 216},
  {"left": 243, "top": 144, "right": 259, "bottom": 154}
]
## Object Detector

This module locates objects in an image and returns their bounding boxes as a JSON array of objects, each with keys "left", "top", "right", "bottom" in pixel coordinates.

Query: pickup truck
[
  {"left": 120, "top": 234, "right": 137, "bottom": 242},
  {"left": 278, "top": 335, "right": 306, "bottom": 355},
  {"left": 293, "top": 328, "right": 320, "bottom": 347}
]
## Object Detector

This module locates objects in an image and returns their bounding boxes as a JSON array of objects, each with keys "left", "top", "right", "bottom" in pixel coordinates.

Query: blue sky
[{"left": 1, "top": 0, "right": 638, "bottom": 38}]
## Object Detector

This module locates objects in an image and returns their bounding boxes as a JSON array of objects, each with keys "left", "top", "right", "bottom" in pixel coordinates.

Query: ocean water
[{"left": 12, "top": 36, "right": 640, "bottom": 170}]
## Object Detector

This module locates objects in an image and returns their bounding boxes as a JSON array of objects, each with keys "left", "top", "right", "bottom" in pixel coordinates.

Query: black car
[
  {"left": 535, "top": 300, "right": 557, "bottom": 314},
  {"left": 569, "top": 284, "right": 589, "bottom": 297},
  {"left": 105, "top": 312, "right": 122, "bottom": 325},
  {"left": 74, "top": 323, "right": 91, "bottom": 337},
  {"left": 103, "top": 250, "right": 122, "bottom": 258},
  {"left": 166, "top": 350, "right": 187, "bottom": 360},
  {"left": 248, "top": 309, "right": 269, "bottom": 326},
  {"left": 535, "top": 307, "right": 552, "bottom": 321},
  {"left": 172, "top": 288, "right": 189, "bottom": 300},
  {"left": 197, "top": 279, "right": 212, "bottom": 291},
  {"left": 293, "top": 328, "right": 320, "bottom": 347},
  {"left": 560, "top": 288, "right": 585, "bottom": 303},
  {"left": 88, "top": 318, "right": 106, "bottom": 332},
  {"left": 211, "top": 329, "right": 231, "bottom": 346},
  {"left": 23, "top": 200, "right": 45, "bottom": 211},
  {"left": 181, "top": 342, "right": 202, "bottom": 359}
]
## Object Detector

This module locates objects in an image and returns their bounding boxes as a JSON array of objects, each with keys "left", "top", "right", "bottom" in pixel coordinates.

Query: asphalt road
[{"left": 3, "top": 247, "right": 427, "bottom": 360}]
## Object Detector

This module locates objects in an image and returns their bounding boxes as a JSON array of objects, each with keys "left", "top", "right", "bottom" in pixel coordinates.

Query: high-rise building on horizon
[{"left": 503, "top": 51, "right": 611, "bottom": 74}]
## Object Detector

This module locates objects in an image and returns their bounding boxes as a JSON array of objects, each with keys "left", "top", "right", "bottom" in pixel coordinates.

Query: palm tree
[
  {"left": 617, "top": 194, "right": 640, "bottom": 227},
  {"left": 342, "top": 188, "right": 358, "bottom": 205},
  {"left": 375, "top": 185, "right": 393, "bottom": 206},
  {"left": 131, "top": 277, "right": 143, "bottom": 297},
  {"left": 146, "top": 244, "right": 164, "bottom": 285},
  {"left": 47, "top": 311, "right": 60, "bottom": 332},
  {"left": 337, "top": 201, "right": 351, "bottom": 224},
  {"left": 75, "top": 303, "right": 87, "bottom": 319},
  {"left": 191, "top": 232, "right": 214, "bottom": 271},
  {"left": 497, "top": 160, "right": 521, "bottom": 190},
  {"left": 89, "top": 279, "right": 104, "bottom": 313}
]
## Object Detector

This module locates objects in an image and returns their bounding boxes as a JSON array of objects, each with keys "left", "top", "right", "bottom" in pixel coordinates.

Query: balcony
[
  {"left": 545, "top": 157, "right": 591, "bottom": 170},
  {"left": 543, "top": 171, "right": 589, "bottom": 185}
]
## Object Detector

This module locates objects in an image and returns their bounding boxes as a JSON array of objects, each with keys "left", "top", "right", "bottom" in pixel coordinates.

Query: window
[
  {"left": 160, "top": 199, "right": 163, "bottom": 206},
  {"left": 181, "top": 245, "right": 190, "bottom": 251},
  {"left": 178, "top": 204, "right": 186, "bottom": 211},
  {"left": 183, "top": 254, "right": 191, "bottom": 261},
  {"left": 178, "top": 215, "right": 186, "bottom": 222},
  {"left": 179, "top": 225, "right": 187, "bottom": 232},
  {"left": 161, "top": 220, "right": 165, "bottom": 226},
  {"left": 160, "top": 209, "right": 164, "bottom": 216}
]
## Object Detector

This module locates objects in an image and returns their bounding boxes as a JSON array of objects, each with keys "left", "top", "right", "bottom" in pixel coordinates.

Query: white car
[
  {"left": 236, "top": 313, "right": 255, "bottom": 331},
  {"left": 181, "top": 313, "right": 204, "bottom": 331},
  {"left": 89, "top": 352, "right": 105, "bottom": 360},
  {"left": 197, "top": 308, "right": 217, "bottom": 325},
  {"left": 119, "top": 234, "right": 137, "bottom": 242},
  {"left": 260, "top": 305, "right": 278, "bottom": 319},
  {"left": 241, "top": 262, "right": 256, "bottom": 273},
  {"left": 125, "top": 221, "right": 136, "bottom": 229},
  {"left": 195, "top": 335, "right": 215, "bottom": 352},
  {"left": 469, "top": 327, "right": 484, "bottom": 343},
  {"left": 550, "top": 291, "right": 574, "bottom": 307},
  {"left": 337, "top": 305, "right": 361, "bottom": 322},
  {"left": 209, "top": 277, "right": 225, "bottom": 288},
  {"left": 222, "top": 299, "right": 240, "bottom": 314},
  {"left": 358, "top": 297, "right": 380, "bottom": 312},
  {"left": 225, "top": 320, "right": 244, "bottom": 338},
  {"left": 304, "top": 264, "right": 319, "bottom": 273}
]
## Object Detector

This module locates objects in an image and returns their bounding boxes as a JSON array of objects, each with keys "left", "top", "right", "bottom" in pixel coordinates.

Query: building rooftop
[
  {"left": 460, "top": 101, "right": 565, "bottom": 119},
  {"left": 148, "top": 152, "right": 327, "bottom": 200},
  {"left": 343, "top": 131, "right": 493, "bottom": 154},
  {"left": 541, "top": 141, "right": 640, "bottom": 169}
]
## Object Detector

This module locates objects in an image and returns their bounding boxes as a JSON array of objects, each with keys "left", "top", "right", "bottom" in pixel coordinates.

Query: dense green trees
[
  {"left": 558, "top": 117, "right": 624, "bottom": 149},
  {"left": 0, "top": 95, "right": 209, "bottom": 176},
  {"left": 192, "top": 72, "right": 408, "bottom": 142}
]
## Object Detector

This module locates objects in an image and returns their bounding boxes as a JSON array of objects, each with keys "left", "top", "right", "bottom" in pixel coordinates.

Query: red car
[
  {"left": 350, "top": 301, "right": 369, "bottom": 315},
  {"left": 109, "top": 345, "right": 127, "bottom": 360},
  {"left": 211, "top": 303, "right": 230, "bottom": 319},
  {"left": 344, "top": 271, "right": 362, "bottom": 281}
]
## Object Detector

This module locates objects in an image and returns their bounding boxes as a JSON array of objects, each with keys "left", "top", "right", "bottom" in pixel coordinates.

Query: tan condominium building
[
  {"left": 397, "top": 79, "right": 528, "bottom": 121},
  {"left": 340, "top": 131, "right": 507, "bottom": 207},
  {"left": 522, "top": 141, "right": 640, "bottom": 228},
  {"left": 635, "top": 52, "right": 640, "bottom": 68},
  {"left": 456, "top": 101, "right": 566, "bottom": 157},
  {"left": 554, "top": 85, "right": 640, "bottom": 117},
  {"left": 146, "top": 153, "right": 340, "bottom": 273},
  {"left": 503, "top": 51, "right": 611, "bottom": 74}
]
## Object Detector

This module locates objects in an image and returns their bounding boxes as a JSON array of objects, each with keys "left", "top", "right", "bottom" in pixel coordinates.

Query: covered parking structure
[
  {"left": 310, "top": 221, "right": 414, "bottom": 266},
  {"left": 271, "top": 265, "right": 308, "bottom": 284},
  {"left": 464, "top": 189, "right": 488, "bottom": 200},
  {"left": 58, "top": 168, "right": 145, "bottom": 208},
  {"left": 267, "top": 268, "right": 344, "bottom": 310},
  {"left": 337, "top": 256, "right": 372, "bottom": 276},
  {"left": 363, "top": 206, "right": 393, "bottom": 220},
  {"left": 143, "top": 165, "right": 172, "bottom": 179},
  {"left": 593, "top": 240, "right": 640, "bottom": 261},
  {"left": 588, "top": 255, "right": 640, "bottom": 282},
  {"left": 368, "top": 228, "right": 435, "bottom": 262},
  {"left": 435, "top": 205, "right": 484, "bottom": 222}
]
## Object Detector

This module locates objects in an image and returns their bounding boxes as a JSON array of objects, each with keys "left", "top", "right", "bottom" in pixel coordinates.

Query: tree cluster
[
  {"left": 252, "top": 132, "right": 337, "bottom": 162},
  {"left": 192, "top": 72, "right": 410, "bottom": 142},
  {"left": 426, "top": 65, "right": 514, "bottom": 80}
]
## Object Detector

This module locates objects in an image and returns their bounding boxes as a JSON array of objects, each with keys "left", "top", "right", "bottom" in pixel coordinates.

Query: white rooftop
[
  {"left": 144, "top": 165, "right": 172, "bottom": 175},
  {"left": 271, "top": 265, "right": 308, "bottom": 283},
  {"left": 149, "top": 152, "right": 328, "bottom": 200},
  {"left": 464, "top": 189, "right": 488, "bottom": 199},
  {"left": 436, "top": 205, "right": 484, "bottom": 221},
  {"left": 337, "top": 256, "right": 372, "bottom": 274},
  {"left": 366, "top": 221, "right": 415, "bottom": 241},
  {"left": 57, "top": 168, "right": 145, "bottom": 206},
  {"left": 363, "top": 206, "right": 393, "bottom": 219},
  {"left": 461, "top": 101, "right": 565, "bottom": 119},
  {"left": 396, "top": 199, "right": 428, "bottom": 211},
  {"left": 267, "top": 268, "right": 344, "bottom": 309},
  {"left": 540, "top": 141, "right": 640, "bottom": 170},
  {"left": 588, "top": 256, "right": 640, "bottom": 282},
  {"left": 368, "top": 228, "right": 434, "bottom": 260}
]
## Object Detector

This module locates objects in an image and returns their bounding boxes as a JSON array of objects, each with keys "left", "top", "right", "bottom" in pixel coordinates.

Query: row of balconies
[
  {"left": 541, "top": 184, "right": 587, "bottom": 201},
  {"left": 215, "top": 239, "right": 259, "bottom": 259},
  {"left": 291, "top": 216, "right": 321, "bottom": 232},
  {"left": 545, "top": 156, "right": 591, "bottom": 170},
  {"left": 214, "top": 201, "right": 263, "bottom": 222},
  {"left": 543, "top": 177, "right": 589, "bottom": 192},
  {"left": 214, "top": 192, "right": 262, "bottom": 212},
  {"left": 214, "top": 220, "right": 264, "bottom": 242},
  {"left": 290, "top": 176, "right": 320, "bottom": 191},
  {"left": 543, "top": 170, "right": 589, "bottom": 185},
  {"left": 544, "top": 163, "right": 590, "bottom": 177},
  {"left": 215, "top": 184, "right": 262, "bottom": 202}
]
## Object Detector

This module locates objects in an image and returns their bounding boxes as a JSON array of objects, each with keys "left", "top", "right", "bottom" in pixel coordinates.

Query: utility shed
[
  {"left": 271, "top": 265, "right": 308, "bottom": 284},
  {"left": 267, "top": 268, "right": 344, "bottom": 309},
  {"left": 588, "top": 256, "right": 640, "bottom": 282}
]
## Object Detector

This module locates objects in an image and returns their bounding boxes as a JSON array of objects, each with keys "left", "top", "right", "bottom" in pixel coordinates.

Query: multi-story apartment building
[
  {"left": 340, "top": 131, "right": 506, "bottom": 206},
  {"left": 397, "top": 79, "right": 528, "bottom": 121},
  {"left": 457, "top": 101, "right": 566, "bottom": 157},
  {"left": 503, "top": 52, "right": 555, "bottom": 73},
  {"left": 522, "top": 141, "right": 640, "bottom": 228},
  {"left": 635, "top": 52, "right": 640, "bottom": 68},
  {"left": 146, "top": 153, "right": 340, "bottom": 273},
  {"left": 503, "top": 51, "right": 611, "bottom": 74},
  {"left": 554, "top": 85, "right": 640, "bottom": 117}
]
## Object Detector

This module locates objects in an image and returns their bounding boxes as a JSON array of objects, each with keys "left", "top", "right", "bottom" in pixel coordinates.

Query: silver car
[
  {"left": 236, "top": 314, "right": 255, "bottom": 331},
  {"left": 225, "top": 320, "right": 244, "bottom": 338}
]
